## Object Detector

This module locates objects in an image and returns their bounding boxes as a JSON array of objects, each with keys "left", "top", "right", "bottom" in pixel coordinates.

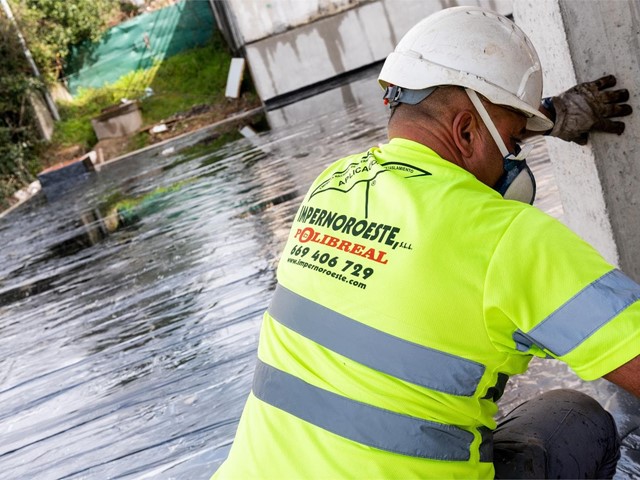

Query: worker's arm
[
  {"left": 604, "top": 354, "right": 640, "bottom": 398},
  {"left": 527, "top": 75, "right": 633, "bottom": 144}
]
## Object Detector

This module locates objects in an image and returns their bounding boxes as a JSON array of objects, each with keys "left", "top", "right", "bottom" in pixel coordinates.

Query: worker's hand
[{"left": 547, "top": 75, "right": 633, "bottom": 145}]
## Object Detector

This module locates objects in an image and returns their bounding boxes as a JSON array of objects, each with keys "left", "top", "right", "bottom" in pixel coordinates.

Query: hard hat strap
[{"left": 465, "top": 88, "right": 511, "bottom": 158}]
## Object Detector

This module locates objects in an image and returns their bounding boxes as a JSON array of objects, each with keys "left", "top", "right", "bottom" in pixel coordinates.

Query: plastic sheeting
[{"left": 64, "top": 0, "right": 215, "bottom": 95}]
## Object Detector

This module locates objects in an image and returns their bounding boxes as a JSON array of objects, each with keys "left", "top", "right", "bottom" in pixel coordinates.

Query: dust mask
[{"left": 465, "top": 89, "right": 536, "bottom": 204}]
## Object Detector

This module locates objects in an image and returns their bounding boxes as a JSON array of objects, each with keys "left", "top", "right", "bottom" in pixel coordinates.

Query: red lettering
[
  {"left": 337, "top": 240, "right": 352, "bottom": 252},
  {"left": 296, "top": 227, "right": 389, "bottom": 265},
  {"left": 374, "top": 250, "right": 388, "bottom": 264},
  {"left": 360, "top": 248, "right": 388, "bottom": 264},
  {"left": 322, "top": 235, "right": 340, "bottom": 247},
  {"left": 361, "top": 248, "right": 376, "bottom": 261},
  {"left": 298, "top": 227, "right": 315, "bottom": 243},
  {"left": 350, "top": 243, "right": 365, "bottom": 255}
]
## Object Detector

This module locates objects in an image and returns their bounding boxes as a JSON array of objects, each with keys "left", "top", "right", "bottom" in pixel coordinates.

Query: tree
[
  {"left": 0, "top": 11, "right": 42, "bottom": 208},
  {"left": 0, "top": 0, "right": 126, "bottom": 207},
  {"left": 11, "top": 0, "right": 119, "bottom": 83}
]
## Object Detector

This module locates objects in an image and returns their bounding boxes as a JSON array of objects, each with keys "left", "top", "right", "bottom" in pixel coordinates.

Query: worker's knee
[{"left": 494, "top": 389, "right": 620, "bottom": 479}]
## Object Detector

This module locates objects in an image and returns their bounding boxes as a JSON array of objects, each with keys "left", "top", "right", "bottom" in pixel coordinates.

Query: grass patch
[
  {"left": 51, "top": 31, "right": 251, "bottom": 152},
  {"left": 129, "top": 131, "right": 150, "bottom": 151},
  {"left": 140, "top": 42, "right": 233, "bottom": 124},
  {"left": 101, "top": 179, "right": 193, "bottom": 230}
]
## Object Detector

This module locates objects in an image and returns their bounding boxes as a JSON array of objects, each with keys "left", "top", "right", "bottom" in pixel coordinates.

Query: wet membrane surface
[{"left": 1, "top": 79, "right": 638, "bottom": 478}]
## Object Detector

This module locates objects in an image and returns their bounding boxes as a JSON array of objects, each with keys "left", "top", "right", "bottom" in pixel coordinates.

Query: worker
[{"left": 212, "top": 6, "right": 637, "bottom": 479}]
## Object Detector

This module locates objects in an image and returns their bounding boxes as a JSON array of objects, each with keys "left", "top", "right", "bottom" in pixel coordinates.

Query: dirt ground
[{"left": 49, "top": 94, "right": 263, "bottom": 165}]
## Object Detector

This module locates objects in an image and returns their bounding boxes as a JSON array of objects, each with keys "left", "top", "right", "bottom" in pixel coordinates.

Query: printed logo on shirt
[{"left": 309, "top": 151, "right": 430, "bottom": 201}]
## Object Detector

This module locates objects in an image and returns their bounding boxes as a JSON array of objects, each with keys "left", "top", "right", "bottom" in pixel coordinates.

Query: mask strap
[
  {"left": 509, "top": 142, "right": 535, "bottom": 161},
  {"left": 465, "top": 88, "right": 512, "bottom": 159}
]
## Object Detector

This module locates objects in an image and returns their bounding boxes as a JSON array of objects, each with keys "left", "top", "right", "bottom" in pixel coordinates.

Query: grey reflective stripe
[
  {"left": 268, "top": 284, "right": 484, "bottom": 396},
  {"left": 513, "top": 269, "right": 640, "bottom": 356},
  {"left": 253, "top": 359, "right": 476, "bottom": 461}
]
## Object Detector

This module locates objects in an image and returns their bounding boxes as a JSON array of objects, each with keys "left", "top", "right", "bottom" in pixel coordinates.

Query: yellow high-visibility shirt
[{"left": 213, "top": 138, "right": 640, "bottom": 479}]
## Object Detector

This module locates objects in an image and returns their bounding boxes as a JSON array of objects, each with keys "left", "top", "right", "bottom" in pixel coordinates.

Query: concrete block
[
  {"left": 91, "top": 100, "right": 143, "bottom": 140},
  {"left": 225, "top": 57, "right": 246, "bottom": 98},
  {"left": 243, "top": 0, "right": 514, "bottom": 103}
]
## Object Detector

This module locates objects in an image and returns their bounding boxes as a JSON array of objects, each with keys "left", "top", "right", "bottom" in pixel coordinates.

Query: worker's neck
[{"left": 387, "top": 123, "right": 464, "bottom": 169}]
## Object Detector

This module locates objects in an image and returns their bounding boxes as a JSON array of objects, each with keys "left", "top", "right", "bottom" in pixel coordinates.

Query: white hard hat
[{"left": 378, "top": 6, "right": 553, "bottom": 131}]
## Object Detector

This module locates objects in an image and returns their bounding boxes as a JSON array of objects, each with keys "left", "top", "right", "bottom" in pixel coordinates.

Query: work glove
[{"left": 545, "top": 75, "right": 633, "bottom": 145}]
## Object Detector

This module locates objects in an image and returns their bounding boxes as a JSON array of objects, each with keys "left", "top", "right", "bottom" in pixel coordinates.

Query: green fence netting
[{"left": 64, "top": 0, "right": 215, "bottom": 95}]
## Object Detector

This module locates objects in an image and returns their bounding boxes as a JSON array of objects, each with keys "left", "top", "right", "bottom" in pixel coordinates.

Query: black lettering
[
  {"left": 341, "top": 216, "right": 357, "bottom": 235},
  {"left": 377, "top": 225, "right": 393, "bottom": 243},
  {"left": 362, "top": 222, "right": 377, "bottom": 240},
  {"left": 352, "top": 220, "right": 368, "bottom": 236},
  {"left": 322, "top": 210, "right": 337, "bottom": 229},
  {"left": 297, "top": 207, "right": 402, "bottom": 246},
  {"left": 297, "top": 205, "right": 312, "bottom": 223},
  {"left": 316, "top": 208, "right": 328, "bottom": 226},
  {"left": 332, "top": 215, "right": 347, "bottom": 231},
  {"left": 369, "top": 224, "right": 383, "bottom": 242},
  {"left": 385, "top": 227, "right": 401, "bottom": 246}
]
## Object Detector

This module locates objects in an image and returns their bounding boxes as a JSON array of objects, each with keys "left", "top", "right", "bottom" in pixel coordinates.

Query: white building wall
[{"left": 515, "top": 0, "right": 640, "bottom": 279}]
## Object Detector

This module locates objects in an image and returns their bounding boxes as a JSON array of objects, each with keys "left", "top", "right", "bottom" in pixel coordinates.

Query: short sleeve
[{"left": 484, "top": 207, "right": 640, "bottom": 380}]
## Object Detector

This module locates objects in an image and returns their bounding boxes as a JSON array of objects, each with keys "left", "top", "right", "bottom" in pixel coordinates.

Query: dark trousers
[{"left": 493, "top": 389, "right": 621, "bottom": 479}]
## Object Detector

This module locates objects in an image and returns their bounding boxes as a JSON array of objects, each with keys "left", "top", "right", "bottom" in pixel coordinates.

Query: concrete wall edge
[{"left": 514, "top": 0, "right": 620, "bottom": 267}]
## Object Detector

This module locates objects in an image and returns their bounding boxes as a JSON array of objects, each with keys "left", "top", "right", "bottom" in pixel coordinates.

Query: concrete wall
[
  {"left": 515, "top": 0, "right": 640, "bottom": 279},
  {"left": 265, "top": 64, "right": 386, "bottom": 129},
  {"left": 237, "top": 0, "right": 514, "bottom": 104},
  {"left": 29, "top": 91, "right": 55, "bottom": 141},
  {"left": 244, "top": 1, "right": 393, "bottom": 102},
  {"left": 227, "top": 0, "right": 362, "bottom": 44}
]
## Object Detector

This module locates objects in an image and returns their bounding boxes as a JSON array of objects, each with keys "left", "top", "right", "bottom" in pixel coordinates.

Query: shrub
[{"left": 0, "top": 12, "right": 43, "bottom": 209}]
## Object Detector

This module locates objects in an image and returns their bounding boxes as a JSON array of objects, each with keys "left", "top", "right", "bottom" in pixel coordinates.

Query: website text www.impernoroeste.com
[{"left": 285, "top": 246, "right": 371, "bottom": 289}]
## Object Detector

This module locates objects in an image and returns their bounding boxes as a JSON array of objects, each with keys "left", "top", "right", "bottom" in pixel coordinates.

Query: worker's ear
[{"left": 452, "top": 110, "right": 479, "bottom": 158}]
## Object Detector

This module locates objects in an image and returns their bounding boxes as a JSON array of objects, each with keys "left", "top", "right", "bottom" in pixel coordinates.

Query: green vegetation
[
  {"left": 0, "top": 0, "right": 261, "bottom": 210},
  {"left": 0, "top": 11, "right": 43, "bottom": 208},
  {"left": 11, "top": 0, "right": 122, "bottom": 83},
  {"left": 0, "top": 0, "right": 128, "bottom": 209},
  {"left": 100, "top": 180, "right": 193, "bottom": 232},
  {"left": 54, "top": 32, "right": 247, "bottom": 150},
  {"left": 138, "top": 37, "right": 235, "bottom": 124}
]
